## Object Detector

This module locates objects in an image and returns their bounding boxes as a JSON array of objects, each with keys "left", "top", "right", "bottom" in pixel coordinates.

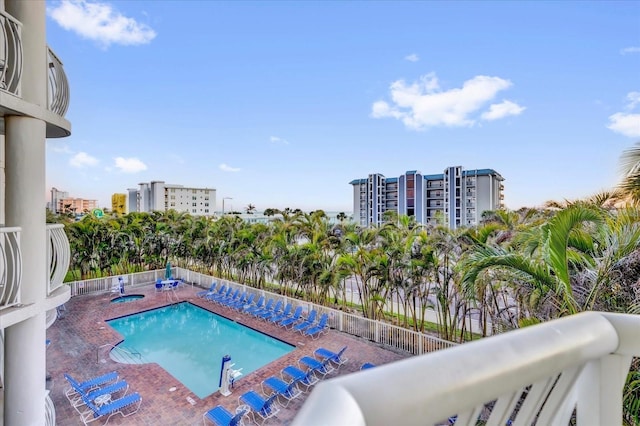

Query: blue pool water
[
  {"left": 110, "top": 295, "right": 145, "bottom": 304},
  {"left": 107, "top": 302, "right": 294, "bottom": 398}
]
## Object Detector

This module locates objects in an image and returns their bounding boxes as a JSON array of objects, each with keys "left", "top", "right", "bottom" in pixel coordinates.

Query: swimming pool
[
  {"left": 107, "top": 302, "right": 294, "bottom": 398},
  {"left": 110, "top": 294, "right": 145, "bottom": 304}
]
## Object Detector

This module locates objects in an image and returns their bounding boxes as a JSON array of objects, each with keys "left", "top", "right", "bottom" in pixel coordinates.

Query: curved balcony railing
[
  {"left": 0, "top": 11, "right": 22, "bottom": 97},
  {"left": 47, "top": 224, "right": 69, "bottom": 295},
  {"left": 0, "top": 226, "right": 21, "bottom": 309},
  {"left": 45, "top": 390, "right": 55, "bottom": 426},
  {"left": 47, "top": 46, "right": 69, "bottom": 117},
  {"left": 294, "top": 311, "right": 640, "bottom": 426}
]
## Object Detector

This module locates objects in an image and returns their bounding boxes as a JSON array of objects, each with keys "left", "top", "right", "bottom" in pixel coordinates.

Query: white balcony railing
[
  {"left": 0, "top": 226, "right": 21, "bottom": 309},
  {"left": 294, "top": 311, "right": 640, "bottom": 426},
  {"left": 47, "top": 224, "right": 69, "bottom": 295},
  {"left": 45, "top": 390, "right": 55, "bottom": 426},
  {"left": 0, "top": 10, "right": 22, "bottom": 96},
  {"left": 47, "top": 46, "right": 70, "bottom": 117}
]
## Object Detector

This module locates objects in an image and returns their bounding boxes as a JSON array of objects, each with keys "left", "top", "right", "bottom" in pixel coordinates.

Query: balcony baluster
[
  {"left": 47, "top": 46, "right": 69, "bottom": 117},
  {"left": 0, "top": 226, "right": 21, "bottom": 309},
  {"left": 47, "top": 224, "right": 70, "bottom": 295},
  {"left": 0, "top": 10, "right": 22, "bottom": 96}
]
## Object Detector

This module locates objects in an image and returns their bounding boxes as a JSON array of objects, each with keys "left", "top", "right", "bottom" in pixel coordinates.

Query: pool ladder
[{"left": 97, "top": 343, "right": 145, "bottom": 365}]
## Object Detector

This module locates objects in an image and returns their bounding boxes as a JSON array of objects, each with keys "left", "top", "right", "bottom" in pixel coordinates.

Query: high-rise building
[
  {"left": 351, "top": 167, "right": 504, "bottom": 229},
  {"left": 112, "top": 193, "right": 127, "bottom": 215},
  {"left": 49, "top": 187, "right": 68, "bottom": 213},
  {"left": 128, "top": 181, "right": 216, "bottom": 216}
]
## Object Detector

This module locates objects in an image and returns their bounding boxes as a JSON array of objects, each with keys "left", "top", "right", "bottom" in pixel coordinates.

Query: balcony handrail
[
  {"left": 0, "top": 10, "right": 22, "bottom": 97},
  {"left": 294, "top": 311, "right": 640, "bottom": 426},
  {"left": 47, "top": 46, "right": 69, "bottom": 117},
  {"left": 0, "top": 226, "right": 21, "bottom": 309},
  {"left": 46, "top": 224, "right": 70, "bottom": 295}
]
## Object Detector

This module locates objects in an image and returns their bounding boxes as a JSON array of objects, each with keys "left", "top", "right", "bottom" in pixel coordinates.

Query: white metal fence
[{"left": 66, "top": 267, "right": 456, "bottom": 356}]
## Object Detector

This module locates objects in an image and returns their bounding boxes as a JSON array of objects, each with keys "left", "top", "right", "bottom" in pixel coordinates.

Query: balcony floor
[{"left": 46, "top": 284, "right": 411, "bottom": 425}]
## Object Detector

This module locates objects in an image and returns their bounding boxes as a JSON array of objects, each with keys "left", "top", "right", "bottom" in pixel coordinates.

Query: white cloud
[
  {"left": 49, "top": 142, "right": 73, "bottom": 154},
  {"left": 372, "top": 73, "right": 521, "bottom": 129},
  {"left": 620, "top": 46, "right": 640, "bottom": 55},
  {"left": 606, "top": 91, "right": 640, "bottom": 138},
  {"left": 69, "top": 152, "right": 99, "bottom": 168},
  {"left": 607, "top": 113, "right": 640, "bottom": 138},
  {"left": 270, "top": 136, "right": 289, "bottom": 145},
  {"left": 48, "top": 0, "right": 156, "bottom": 47},
  {"left": 481, "top": 100, "right": 526, "bottom": 121},
  {"left": 625, "top": 91, "right": 640, "bottom": 110},
  {"left": 404, "top": 53, "right": 419, "bottom": 62},
  {"left": 114, "top": 157, "right": 147, "bottom": 173},
  {"left": 219, "top": 163, "right": 241, "bottom": 172}
]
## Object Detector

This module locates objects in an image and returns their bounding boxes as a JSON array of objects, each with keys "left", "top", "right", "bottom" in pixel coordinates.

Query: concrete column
[
  {"left": 4, "top": 2, "right": 48, "bottom": 425},
  {"left": 4, "top": 116, "right": 47, "bottom": 426}
]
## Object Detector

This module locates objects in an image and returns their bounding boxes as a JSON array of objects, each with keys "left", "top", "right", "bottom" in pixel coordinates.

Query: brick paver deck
[{"left": 47, "top": 283, "right": 411, "bottom": 425}]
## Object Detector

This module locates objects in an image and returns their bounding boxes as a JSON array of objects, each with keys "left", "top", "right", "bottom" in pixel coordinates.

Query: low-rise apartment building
[{"left": 128, "top": 181, "right": 217, "bottom": 216}]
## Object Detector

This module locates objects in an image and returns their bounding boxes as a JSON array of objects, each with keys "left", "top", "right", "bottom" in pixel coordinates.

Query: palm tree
[
  {"left": 618, "top": 141, "right": 640, "bottom": 203},
  {"left": 245, "top": 204, "right": 256, "bottom": 215}
]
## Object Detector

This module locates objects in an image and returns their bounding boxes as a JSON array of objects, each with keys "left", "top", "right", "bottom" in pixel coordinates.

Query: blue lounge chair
[
  {"left": 238, "top": 390, "right": 280, "bottom": 424},
  {"left": 203, "top": 405, "right": 247, "bottom": 426},
  {"left": 281, "top": 365, "right": 319, "bottom": 392},
  {"left": 69, "top": 380, "right": 129, "bottom": 410},
  {"left": 268, "top": 303, "right": 292, "bottom": 323},
  {"left": 218, "top": 288, "right": 240, "bottom": 305},
  {"left": 258, "top": 300, "right": 283, "bottom": 320},
  {"left": 212, "top": 287, "right": 234, "bottom": 303},
  {"left": 314, "top": 346, "right": 348, "bottom": 368},
  {"left": 64, "top": 371, "right": 119, "bottom": 400},
  {"left": 299, "top": 356, "right": 334, "bottom": 377},
  {"left": 206, "top": 285, "right": 227, "bottom": 302},
  {"left": 242, "top": 295, "right": 264, "bottom": 313},
  {"left": 231, "top": 293, "right": 254, "bottom": 310},
  {"left": 303, "top": 313, "right": 329, "bottom": 338},
  {"left": 250, "top": 299, "right": 274, "bottom": 317},
  {"left": 360, "top": 362, "right": 376, "bottom": 370},
  {"left": 223, "top": 291, "right": 246, "bottom": 308},
  {"left": 155, "top": 278, "right": 164, "bottom": 292},
  {"left": 278, "top": 306, "right": 303, "bottom": 328},
  {"left": 79, "top": 391, "right": 142, "bottom": 425},
  {"left": 293, "top": 310, "right": 317, "bottom": 333},
  {"left": 261, "top": 376, "right": 302, "bottom": 407}
]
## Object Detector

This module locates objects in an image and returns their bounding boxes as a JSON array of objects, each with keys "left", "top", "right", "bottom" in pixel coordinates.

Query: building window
[
  {"left": 192, "top": 209, "right": 197, "bottom": 213},
  {"left": 204, "top": 209, "right": 209, "bottom": 213},
  {"left": 192, "top": 202, "right": 197, "bottom": 207}
]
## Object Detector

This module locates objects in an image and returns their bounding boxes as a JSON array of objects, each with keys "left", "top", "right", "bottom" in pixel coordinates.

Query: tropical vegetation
[{"left": 52, "top": 142, "right": 640, "bottom": 424}]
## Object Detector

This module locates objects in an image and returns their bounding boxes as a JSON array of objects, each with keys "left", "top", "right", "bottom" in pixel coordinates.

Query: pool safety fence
[{"left": 67, "top": 268, "right": 456, "bottom": 356}]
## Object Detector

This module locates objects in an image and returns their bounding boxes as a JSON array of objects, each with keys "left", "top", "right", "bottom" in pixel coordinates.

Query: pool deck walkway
[{"left": 47, "top": 283, "right": 411, "bottom": 425}]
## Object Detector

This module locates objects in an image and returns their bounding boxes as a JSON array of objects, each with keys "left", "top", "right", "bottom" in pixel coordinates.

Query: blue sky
[{"left": 45, "top": 1, "right": 640, "bottom": 213}]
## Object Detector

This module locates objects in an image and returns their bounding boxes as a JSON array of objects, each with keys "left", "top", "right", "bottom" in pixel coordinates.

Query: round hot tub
[{"left": 110, "top": 295, "right": 145, "bottom": 304}]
